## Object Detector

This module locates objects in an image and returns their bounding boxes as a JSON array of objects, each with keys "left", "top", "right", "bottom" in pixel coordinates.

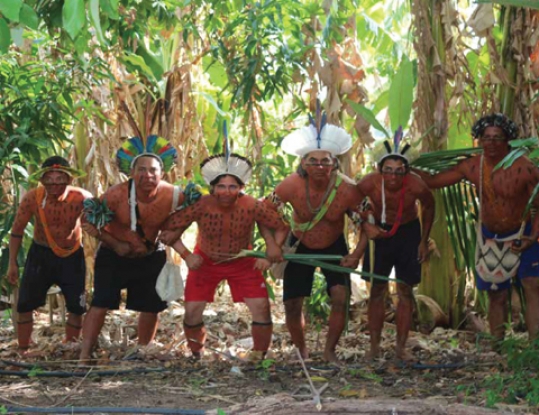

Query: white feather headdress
[
  {"left": 200, "top": 121, "right": 253, "bottom": 185},
  {"left": 281, "top": 103, "right": 352, "bottom": 157},
  {"left": 200, "top": 153, "right": 253, "bottom": 185}
]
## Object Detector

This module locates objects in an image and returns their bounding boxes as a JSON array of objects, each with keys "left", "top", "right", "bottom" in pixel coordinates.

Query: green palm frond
[{"left": 411, "top": 148, "right": 482, "bottom": 172}]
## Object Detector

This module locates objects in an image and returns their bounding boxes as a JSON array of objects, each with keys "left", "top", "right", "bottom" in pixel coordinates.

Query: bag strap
[
  {"left": 171, "top": 185, "right": 182, "bottom": 213},
  {"left": 291, "top": 175, "right": 343, "bottom": 233}
]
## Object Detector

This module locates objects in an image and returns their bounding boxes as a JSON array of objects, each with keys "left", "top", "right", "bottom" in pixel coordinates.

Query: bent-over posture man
[
  {"left": 268, "top": 111, "right": 365, "bottom": 364},
  {"left": 161, "top": 152, "right": 289, "bottom": 359},
  {"left": 357, "top": 131, "right": 434, "bottom": 360},
  {"left": 416, "top": 114, "right": 539, "bottom": 341},
  {"left": 80, "top": 136, "right": 182, "bottom": 362},
  {"left": 7, "top": 156, "right": 91, "bottom": 354}
]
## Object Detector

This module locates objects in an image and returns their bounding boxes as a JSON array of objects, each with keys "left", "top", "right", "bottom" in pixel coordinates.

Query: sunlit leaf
[
  {"left": 0, "top": 0, "right": 22, "bottom": 22},
  {"left": 89, "top": 0, "right": 107, "bottom": 45},
  {"left": 388, "top": 56, "right": 414, "bottom": 133},
  {"left": 19, "top": 4, "right": 38, "bottom": 30},
  {"left": 0, "top": 17, "right": 10, "bottom": 53},
  {"left": 347, "top": 100, "right": 390, "bottom": 139},
  {"left": 62, "top": 0, "right": 86, "bottom": 40}
]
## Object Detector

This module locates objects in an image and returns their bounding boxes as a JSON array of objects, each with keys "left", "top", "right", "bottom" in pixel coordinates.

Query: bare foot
[
  {"left": 191, "top": 350, "right": 204, "bottom": 360},
  {"left": 395, "top": 347, "right": 414, "bottom": 362},
  {"left": 365, "top": 347, "right": 381, "bottom": 360},
  {"left": 323, "top": 350, "right": 342, "bottom": 366}
]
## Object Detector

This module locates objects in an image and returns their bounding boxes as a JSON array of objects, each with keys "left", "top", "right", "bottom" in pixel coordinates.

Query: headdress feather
[
  {"left": 281, "top": 100, "right": 352, "bottom": 157},
  {"left": 378, "top": 125, "right": 412, "bottom": 168},
  {"left": 116, "top": 135, "right": 178, "bottom": 174}
]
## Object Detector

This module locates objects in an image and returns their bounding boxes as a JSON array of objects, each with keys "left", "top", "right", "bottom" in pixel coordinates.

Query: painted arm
[
  {"left": 255, "top": 199, "right": 290, "bottom": 263},
  {"left": 340, "top": 231, "right": 368, "bottom": 269},
  {"left": 411, "top": 164, "right": 467, "bottom": 189},
  {"left": 416, "top": 178, "right": 436, "bottom": 263},
  {"left": 514, "top": 166, "right": 539, "bottom": 252},
  {"left": 7, "top": 191, "right": 35, "bottom": 285}
]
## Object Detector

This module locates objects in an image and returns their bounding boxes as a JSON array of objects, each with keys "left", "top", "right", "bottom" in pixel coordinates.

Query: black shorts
[
  {"left": 362, "top": 219, "right": 421, "bottom": 286},
  {"left": 91, "top": 246, "right": 167, "bottom": 313},
  {"left": 17, "top": 242, "right": 86, "bottom": 315},
  {"left": 283, "top": 234, "right": 350, "bottom": 301}
]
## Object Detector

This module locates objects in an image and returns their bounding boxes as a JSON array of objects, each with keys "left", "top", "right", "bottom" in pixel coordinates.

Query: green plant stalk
[{"left": 240, "top": 250, "right": 402, "bottom": 284}]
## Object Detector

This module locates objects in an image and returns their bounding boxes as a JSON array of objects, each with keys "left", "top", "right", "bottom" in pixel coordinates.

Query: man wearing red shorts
[{"left": 160, "top": 153, "right": 289, "bottom": 359}]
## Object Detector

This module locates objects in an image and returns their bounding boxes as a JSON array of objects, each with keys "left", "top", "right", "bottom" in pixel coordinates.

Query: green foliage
[
  {"left": 217, "top": 409, "right": 227, "bottom": 415},
  {"left": 466, "top": 337, "right": 539, "bottom": 408},
  {"left": 256, "top": 358, "right": 276, "bottom": 380},
  {"left": 305, "top": 272, "right": 331, "bottom": 332},
  {"left": 388, "top": 56, "right": 415, "bottom": 133}
]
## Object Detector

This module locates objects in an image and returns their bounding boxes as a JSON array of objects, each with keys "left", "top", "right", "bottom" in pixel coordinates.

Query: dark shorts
[
  {"left": 91, "top": 246, "right": 167, "bottom": 313},
  {"left": 362, "top": 219, "right": 422, "bottom": 286},
  {"left": 283, "top": 234, "right": 350, "bottom": 301},
  {"left": 17, "top": 242, "right": 86, "bottom": 315},
  {"left": 476, "top": 222, "right": 539, "bottom": 291}
]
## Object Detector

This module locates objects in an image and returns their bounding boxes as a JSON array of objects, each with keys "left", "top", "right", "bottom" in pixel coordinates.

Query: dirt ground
[{"left": 0, "top": 287, "right": 533, "bottom": 415}]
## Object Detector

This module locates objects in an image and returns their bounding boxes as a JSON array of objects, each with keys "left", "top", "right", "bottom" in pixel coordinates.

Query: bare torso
[
  {"left": 165, "top": 194, "right": 285, "bottom": 262},
  {"left": 460, "top": 155, "right": 538, "bottom": 233},
  {"left": 357, "top": 172, "right": 426, "bottom": 225},
  {"left": 275, "top": 173, "right": 363, "bottom": 249},
  {"left": 102, "top": 181, "right": 177, "bottom": 250},
  {"left": 12, "top": 186, "right": 92, "bottom": 249}
]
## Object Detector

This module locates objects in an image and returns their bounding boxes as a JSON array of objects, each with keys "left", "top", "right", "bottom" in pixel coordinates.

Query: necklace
[{"left": 305, "top": 174, "right": 336, "bottom": 214}]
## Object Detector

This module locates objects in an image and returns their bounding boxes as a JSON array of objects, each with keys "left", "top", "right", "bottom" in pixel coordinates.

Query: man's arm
[
  {"left": 514, "top": 165, "right": 539, "bottom": 252},
  {"left": 255, "top": 199, "right": 290, "bottom": 263},
  {"left": 412, "top": 163, "right": 468, "bottom": 190},
  {"left": 7, "top": 191, "right": 35, "bottom": 285},
  {"left": 415, "top": 177, "right": 436, "bottom": 263}
]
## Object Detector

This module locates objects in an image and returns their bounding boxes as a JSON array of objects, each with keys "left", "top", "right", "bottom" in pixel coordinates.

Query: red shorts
[{"left": 184, "top": 248, "right": 268, "bottom": 303}]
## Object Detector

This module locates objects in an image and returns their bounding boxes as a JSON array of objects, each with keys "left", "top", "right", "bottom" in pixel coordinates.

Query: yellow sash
[{"left": 35, "top": 186, "right": 81, "bottom": 258}]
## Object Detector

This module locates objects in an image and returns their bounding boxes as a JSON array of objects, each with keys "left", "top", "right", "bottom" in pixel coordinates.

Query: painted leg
[
  {"left": 245, "top": 297, "right": 272, "bottom": 354},
  {"left": 324, "top": 285, "right": 348, "bottom": 365},
  {"left": 79, "top": 306, "right": 108, "bottom": 362},
  {"left": 395, "top": 283, "right": 414, "bottom": 361},
  {"left": 521, "top": 277, "right": 539, "bottom": 340},
  {"left": 183, "top": 301, "right": 207, "bottom": 358},
  {"left": 138, "top": 312, "right": 159, "bottom": 345},
  {"left": 17, "top": 311, "right": 34, "bottom": 352},
  {"left": 65, "top": 313, "right": 83, "bottom": 342},
  {"left": 284, "top": 297, "right": 308, "bottom": 358},
  {"left": 366, "top": 283, "right": 388, "bottom": 359},
  {"left": 487, "top": 289, "right": 509, "bottom": 342}
]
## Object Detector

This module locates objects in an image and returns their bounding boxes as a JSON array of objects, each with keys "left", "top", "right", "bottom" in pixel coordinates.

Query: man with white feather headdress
[
  {"left": 159, "top": 125, "right": 289, "bottom": 360},
  {"left": 266, "top": 103, "right": 366, "bottom": 364},
  {"left": 356, "top": 127, "right": 434, "bottom": 361}
]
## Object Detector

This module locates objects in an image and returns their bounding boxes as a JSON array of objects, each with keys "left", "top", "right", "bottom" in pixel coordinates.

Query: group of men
[{"left": 6, "top": 112, "right": 539, "bottom": 363}]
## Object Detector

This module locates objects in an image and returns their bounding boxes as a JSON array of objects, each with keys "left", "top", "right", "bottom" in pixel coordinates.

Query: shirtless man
[
  {"left": 160, "top": 153, "right": 289, "bottom": 359},
  {"left": 6, "top": 156, "right": 91, "bottom": 354},
  {"left": 80, "top": 137, "right": 182, "bottom": 361},
  {"left": 415, "top": 114, "right": 539, "bottom": 341},
  {"left": 356, "top": 136, "right": 435, "bottom": 360},
  {"left": 268, "top": 114, "right": 365, "bottom": 364}
]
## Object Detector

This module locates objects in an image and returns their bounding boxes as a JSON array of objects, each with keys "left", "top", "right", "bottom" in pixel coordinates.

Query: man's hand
[
  {"left": 112, "top": 240, "right": 132, "bottom": 257},
  {"left": 340, "top": 254, "right": 360, "bottom": 270},
  {"left": 254, "top": 258, "right": 271, "bottom": 271},
  {"left": 418, "top": 240, "right": 430, "bottom": 263},
  {"left": 82, "top": 223, "right": 100, "bottom": 238},
  {"left": 512, "top": 236, "right": 536, "bottom": 253},
  {"left": 362, "top": 222, "right": 388, "bottom": 239},
  {"left": 159, "top": 230, "right": 182, "bottom": 245},
  {"left": 6, "top": 265, "right": 19, "bottom": 286},
  {"left": 184, "top": 253, "right": 203, "bottom": 270},
  {"left": 265, "top": 243, "right": 284, "bottom": 263}
]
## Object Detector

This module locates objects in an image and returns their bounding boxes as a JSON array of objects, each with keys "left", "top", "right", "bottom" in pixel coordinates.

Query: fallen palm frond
[
  {"left": 239, "top": 250, "right": 403, "bottom": 284},
  {"left": 411, "top": 147, "right": 482, "bottom": 172}
]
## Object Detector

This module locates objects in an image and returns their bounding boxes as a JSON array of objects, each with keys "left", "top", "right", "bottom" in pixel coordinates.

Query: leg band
[
  {"left": 252, "top": 321, "right": 273, "bottom": 326},
  {"left": 17, "top": 319, "right": 33, "bottom": 325},
  {"left": 183, "top": 321, "right": 204, "bottom": 329},
  {"left": 66, "top": 321, "right": 82, "bottom": 329}
]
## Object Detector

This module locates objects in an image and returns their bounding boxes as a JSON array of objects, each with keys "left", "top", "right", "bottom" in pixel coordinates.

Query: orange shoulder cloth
[{"left": 35, "top": 187, "right": 81, "bottom": 257}]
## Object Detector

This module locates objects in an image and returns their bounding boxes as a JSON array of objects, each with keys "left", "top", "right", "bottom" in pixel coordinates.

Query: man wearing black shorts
[
  {"left": 79, "top": 136, "right": 182, "bottom": 362},
  {"left": 357, "top": 130, "right": 434, "bottom": 360},
  {"left": 267, "top": 107, "right": 365, "bottom": 364},
  {"left": 6, "top": 156, "right": 91, "bottom": 355}
]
